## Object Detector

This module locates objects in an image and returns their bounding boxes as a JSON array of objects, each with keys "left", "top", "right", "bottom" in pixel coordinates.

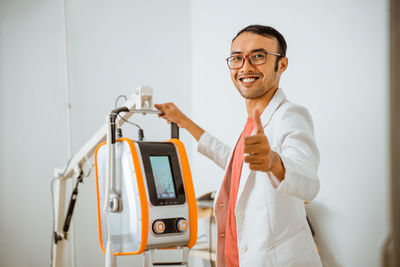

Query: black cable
[
  {"left": 138, "top": 128, "right": 144, "bottom": 141},
  {"left": 63, "top": 172, "right": 83, "bottom": 237},
  {"left": 114, "top": 94, "right": 142, "bottom": 129},
  {"left": 117, "top": 113, "right": 142, "bottom": 130},
  {"left": 114, "top": 95, "right": 145, "bottom": 140}
]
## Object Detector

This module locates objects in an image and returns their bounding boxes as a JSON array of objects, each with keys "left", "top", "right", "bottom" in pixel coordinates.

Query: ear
[{"left": 278, "top": 57, "right": 288, "bottom": 74}]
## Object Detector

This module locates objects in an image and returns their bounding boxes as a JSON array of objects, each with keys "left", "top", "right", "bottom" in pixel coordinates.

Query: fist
[{"left": 243, "top": 109, "right": 273, "bottom": 172}]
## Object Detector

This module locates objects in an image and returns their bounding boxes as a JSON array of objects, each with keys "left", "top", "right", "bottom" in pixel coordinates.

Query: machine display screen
[{"left": 149, "top": 156, "right": 177, "bottom": 199}]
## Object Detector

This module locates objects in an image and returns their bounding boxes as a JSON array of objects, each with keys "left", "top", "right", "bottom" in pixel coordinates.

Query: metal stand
[{"left": 143, "top": 248, "right": 189, "bottom": 267}]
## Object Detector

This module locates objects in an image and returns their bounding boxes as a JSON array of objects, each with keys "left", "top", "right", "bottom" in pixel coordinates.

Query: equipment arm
[{"left": 54, "top": 88, "right": 139, "bottom": 181}]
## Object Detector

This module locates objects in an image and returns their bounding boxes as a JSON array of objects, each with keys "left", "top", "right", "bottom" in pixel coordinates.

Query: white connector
[{"left": 135, "top": 86, "right": 153, "bottom": 110}]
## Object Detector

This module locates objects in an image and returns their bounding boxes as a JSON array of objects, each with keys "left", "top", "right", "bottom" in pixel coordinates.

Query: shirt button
[
  {"left": 284, "top": 185, "right": 289, "bottom": 193},
  {"left": 219, "top": 233, "right": 225, "bottom": 238},
  {"left": 240, "top": 244, "right": 247, "bottom": 253},
  {"left": 237, "top": 211, "right": 244, "bottom": 218}
]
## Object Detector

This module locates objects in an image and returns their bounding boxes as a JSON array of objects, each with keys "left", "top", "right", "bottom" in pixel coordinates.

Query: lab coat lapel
[
  {"left": 260, "top": 88, "right": 286, "bottom": 128},
  {"left": 236, "top": 88, "right": 287, "bottom": 207}
]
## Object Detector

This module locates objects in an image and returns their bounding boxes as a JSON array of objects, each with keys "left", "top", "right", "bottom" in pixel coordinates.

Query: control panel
[{"left": 152, "top": 218, "right": 189, "bottom": 235}]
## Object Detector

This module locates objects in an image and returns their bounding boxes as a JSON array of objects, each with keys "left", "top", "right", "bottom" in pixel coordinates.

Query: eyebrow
[{"left": 230, "top": 48, "right": 266, "bottom": 55}]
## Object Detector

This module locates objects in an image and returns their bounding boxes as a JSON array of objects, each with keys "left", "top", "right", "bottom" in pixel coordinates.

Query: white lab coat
[{"left": 197, "top": 88, "right": 322, "bottom": 267}]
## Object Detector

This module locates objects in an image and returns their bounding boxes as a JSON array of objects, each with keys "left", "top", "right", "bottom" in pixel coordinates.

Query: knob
[
  {"left": 153, "top": 220, "right": 165, "bottom": 234},
  {"left": 176, "top": 219, "right": 189, "bottom": 232}
]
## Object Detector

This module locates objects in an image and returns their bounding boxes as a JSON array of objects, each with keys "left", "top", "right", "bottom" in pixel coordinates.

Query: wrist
[
  {"left": 179, "top": 115, "right": 191, "bottom": 129},
  {"left": 270, "top": 151, "right": 285, "bottom": 181}
]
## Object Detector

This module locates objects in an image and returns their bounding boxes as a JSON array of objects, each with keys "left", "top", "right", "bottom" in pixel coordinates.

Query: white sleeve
[
  {"left": 270, "top": 105, "right": 320, "bottom": 201},
  {"left": 197, "top": 132, "right": 232, "bottom": 170}
]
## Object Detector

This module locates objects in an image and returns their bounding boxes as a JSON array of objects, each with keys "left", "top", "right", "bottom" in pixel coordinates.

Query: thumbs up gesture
[{"left": 243, "top": 109, "right": 274, "bottom": 173}]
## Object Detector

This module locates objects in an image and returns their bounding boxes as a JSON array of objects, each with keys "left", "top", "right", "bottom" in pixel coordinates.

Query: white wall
[
  {"left": 0, "top": 0, "right": 191, "bottom": 266},
  {"left": 190, "top": 0, "right": 389, "bottom": 267},
  {"left": 0, "top": 0, "right": 390, "bottom": 266}
]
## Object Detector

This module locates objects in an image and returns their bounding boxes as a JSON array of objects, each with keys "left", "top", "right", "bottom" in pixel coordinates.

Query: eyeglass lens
[{"left": 228, "top": 52, "right": 266, "bottom": 69}]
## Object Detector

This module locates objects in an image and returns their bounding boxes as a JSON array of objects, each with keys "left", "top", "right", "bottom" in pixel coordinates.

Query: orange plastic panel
[
  {"left": 168, "top": 138, "right": 198, "bottom": 248},
  {"left": 94, "top": 138, "right": 149, "bottom": 255}
]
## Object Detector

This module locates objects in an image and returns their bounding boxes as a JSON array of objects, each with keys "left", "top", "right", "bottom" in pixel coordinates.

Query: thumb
[{"left": 253, "top": 109, "right": 264, "bottom": 134}]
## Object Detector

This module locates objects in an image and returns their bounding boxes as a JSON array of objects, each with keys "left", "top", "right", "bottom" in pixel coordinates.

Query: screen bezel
[{"left": 138, "top": 142, "right": 186, "bottom": 206}]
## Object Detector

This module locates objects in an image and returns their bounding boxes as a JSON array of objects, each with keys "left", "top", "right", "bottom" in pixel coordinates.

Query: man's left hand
[{"left": 243, "top": 109, "right": 285, "bottom": 180}]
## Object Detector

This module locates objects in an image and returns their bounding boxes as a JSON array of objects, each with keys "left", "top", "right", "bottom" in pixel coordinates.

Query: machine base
[{"left": 143, "top": 248, "right": 189, "bottom": 267}]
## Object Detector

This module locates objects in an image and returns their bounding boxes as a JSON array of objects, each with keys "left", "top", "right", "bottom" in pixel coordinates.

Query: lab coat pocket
[{"left": 265, "top": 227, "right": 318, "bottom": 267}]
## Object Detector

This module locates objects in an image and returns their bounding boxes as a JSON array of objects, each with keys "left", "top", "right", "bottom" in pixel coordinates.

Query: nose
[{"left": 240, "top": 56, "right": 254, "bottom": 72}]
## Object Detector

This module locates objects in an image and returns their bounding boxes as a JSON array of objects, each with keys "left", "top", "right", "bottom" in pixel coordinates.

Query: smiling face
[{"left": 230, "top": 32, "right": 287, "bottom": 99}]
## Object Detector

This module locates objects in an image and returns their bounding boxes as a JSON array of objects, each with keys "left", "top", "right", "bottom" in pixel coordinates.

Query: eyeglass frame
[{"left": 226, "top": 49, "right": 283, "bottom": 69}]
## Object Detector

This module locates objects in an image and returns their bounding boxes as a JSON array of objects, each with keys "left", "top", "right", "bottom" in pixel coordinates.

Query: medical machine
[{"left": 52, "top": 87, "right": 197, "bottom": 267}]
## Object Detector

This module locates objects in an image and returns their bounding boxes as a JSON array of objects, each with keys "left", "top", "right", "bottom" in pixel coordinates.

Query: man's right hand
[
  {"left": 154, "top": 103, "right": 188, "bottom": 128},
  {"left": 154, "top": 103, "right": 205, "bottom": 141}
]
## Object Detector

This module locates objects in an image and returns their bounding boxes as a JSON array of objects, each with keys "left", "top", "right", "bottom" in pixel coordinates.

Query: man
[{"left": 155, "top": 25, "right": 322, "bottom": 267}]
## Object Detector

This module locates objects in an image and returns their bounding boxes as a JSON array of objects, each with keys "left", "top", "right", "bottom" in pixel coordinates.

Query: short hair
[{"left": 232, "top": 25, "right": 287, "bottom": 57}]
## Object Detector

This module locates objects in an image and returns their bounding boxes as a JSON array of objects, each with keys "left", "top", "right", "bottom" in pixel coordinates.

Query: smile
[
  {"left": 236, "top": 72, "right": 263, "bottom": 84},
  {"left": 240, "top": 77, "right": 259, "bottom": 83},
  {"left": 237, "top": 74, "right": 262, "bottom": 85}
]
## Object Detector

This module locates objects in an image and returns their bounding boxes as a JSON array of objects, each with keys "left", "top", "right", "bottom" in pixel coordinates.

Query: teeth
[{"left": 242, "top": 77, "right": 256, "bottom": 83}]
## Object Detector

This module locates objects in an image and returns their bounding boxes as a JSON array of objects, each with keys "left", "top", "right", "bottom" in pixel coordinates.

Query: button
[
  {"left": 176, "top": 219, "right": 189, "bottom": 232},
  {"left": 153, "top": 220, "right": 165, "bottom": 234},
  {"left": 240, "top": 244, "right": 247, "bottom": 253},
  {"left": 218, "top": 203, "right": 225, "bottom": 207},
  {"left": 284, "top": 187, "right": 289, "bottom": 193},
  {"left": 237, "top": 211, "right": 244, "bottom": 218},
  {"left": 219, "top": 233, "right": 225, "bottom": 237}
]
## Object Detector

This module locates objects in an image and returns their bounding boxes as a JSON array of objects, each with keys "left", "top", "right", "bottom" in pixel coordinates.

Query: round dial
[
  {"left": 176, "top": 219, "right": 189, "bottom": 232},
  {"left": 153, "top": 220, "right": 166, "bottom": 234}
]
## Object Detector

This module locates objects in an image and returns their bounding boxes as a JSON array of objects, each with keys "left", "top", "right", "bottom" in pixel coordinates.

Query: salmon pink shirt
[{"left": 225, "top": 117, "right": 254, "bottom": 267}]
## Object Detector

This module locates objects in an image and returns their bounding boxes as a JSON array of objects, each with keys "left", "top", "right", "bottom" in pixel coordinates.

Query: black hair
[{"left": 233, "top": 25, "right": 287, "bottom": 71}]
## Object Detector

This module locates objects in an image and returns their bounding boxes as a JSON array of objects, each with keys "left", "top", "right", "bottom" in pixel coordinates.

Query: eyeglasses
[{"left": 226, "top": 50, "right": 282, "bottom": 69}]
